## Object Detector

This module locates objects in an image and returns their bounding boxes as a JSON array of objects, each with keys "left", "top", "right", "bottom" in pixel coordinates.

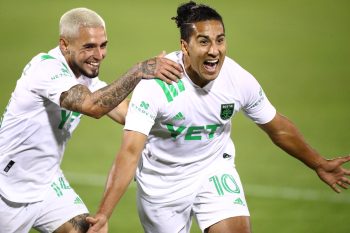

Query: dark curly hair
[{"left": 171, "top": 1, "right": 224, "bottom": 42}]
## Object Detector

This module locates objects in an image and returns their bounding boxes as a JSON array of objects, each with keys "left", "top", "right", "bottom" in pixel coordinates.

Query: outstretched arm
[
  {"left": 60, "top": 53, "right": 182, "bottom": 118},
  {"left": 86, "top": 130, "right": 148, "bottom": 232},
  {"left": 258, "top": 112, "right": 350, "bottom": 193}
]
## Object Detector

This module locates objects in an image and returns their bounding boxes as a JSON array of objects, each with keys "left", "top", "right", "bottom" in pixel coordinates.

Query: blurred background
[{"left": 0, "top": 0, "right": 349, "bottom": 232}]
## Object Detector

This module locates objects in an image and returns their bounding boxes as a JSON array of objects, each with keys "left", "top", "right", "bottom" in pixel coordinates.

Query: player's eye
[
  {"left": 83, "top": 44, "right": 95, "bottom": 49},
  {"left": 217, "top": 36, "right": 225, "bottom": 44},
  {"left": 199, "top": 40, "right": 209, "bottom": 46},
  {"left": 100, "top": 43, "right": 108, "bottom": 49}
]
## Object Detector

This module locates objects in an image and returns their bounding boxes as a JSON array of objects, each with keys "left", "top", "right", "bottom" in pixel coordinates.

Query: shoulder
[
  {"left": 165, "top": 51, "right": 182, "bottom": 63},
  {"left": 222, "top": 56, "right": 258, "bottom": 85},
  {"left": 32, "top": 52, "right": 70, "bottom": 73},
  {"left": 133, "top": 79, "right": 165, "bottom": 97},
  {"left": 222, "top": 56, "right": 250, "bottom": 76},
  {"left": 23, "top": 52, "right": 73, "bottom": 83},
  {"left": 31, "top": 53, "right": 60, "bottom": 66},
  {"left": 132, "top": 78, "right": 186, "bottom": 108}
]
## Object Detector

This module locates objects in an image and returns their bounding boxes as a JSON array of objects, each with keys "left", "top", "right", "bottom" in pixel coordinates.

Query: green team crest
[{"left": 220, "top": 103, "right": 234, "bottom": 120}]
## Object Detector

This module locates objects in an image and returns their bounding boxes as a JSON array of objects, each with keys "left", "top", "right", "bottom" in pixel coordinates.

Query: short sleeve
[
  {"left": 240, "top": 72, "right": 276, "bottom": 124},
  {"left": 124, "top": 79, "right": 161, "bottom": 136},
  {"left": 28, "top": 56, "right": 78, "bottom": 106}
]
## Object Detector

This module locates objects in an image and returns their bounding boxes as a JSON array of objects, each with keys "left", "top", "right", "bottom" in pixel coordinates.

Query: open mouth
[{"left": 203, "top": 59, "right": 219, "bottom": 73}]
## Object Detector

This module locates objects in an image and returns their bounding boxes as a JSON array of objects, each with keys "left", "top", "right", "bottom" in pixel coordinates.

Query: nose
[
  {"left": 208, "top": 43, "right": 219, "bottom": 57},
  {"left": 93, "top": 47, "right": 105, "bottom": 60}
]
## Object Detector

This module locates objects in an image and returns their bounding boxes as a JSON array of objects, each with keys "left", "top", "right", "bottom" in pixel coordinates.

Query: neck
[{"left": 61, "top": 49, "right": 80, "bottom": 78}]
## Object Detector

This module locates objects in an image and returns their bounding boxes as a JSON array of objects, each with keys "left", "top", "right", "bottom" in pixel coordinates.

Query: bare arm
[
  {"left": 60, "top": 54, "right": 182, "bottom": 118},
  {"left": 259, "top": 112, "right": 350, "bottom": 192},
  {"left": 106, "top": 99, "right": 129, "bottom": 125},
  {"left": 258, "top": 113, "right": 325, "bottom": 168},
  {"left": 87, "top": 130, "right": 148, "bottom": 232}
]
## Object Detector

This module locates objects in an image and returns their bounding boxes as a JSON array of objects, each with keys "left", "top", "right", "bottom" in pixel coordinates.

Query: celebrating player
[
  {"left": 0, "top": 7, "right": 182, "bottom": 233},
  {"left": 87, "top": 2, "right": 350, "bottom": 233}
]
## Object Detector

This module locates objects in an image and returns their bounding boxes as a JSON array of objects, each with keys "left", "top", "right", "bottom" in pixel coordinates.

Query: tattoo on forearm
[
  {"left": 60, "top": 58, "right": 158, "bottom": 115},
  {"left": 95, "top": 65, "right": 141, "bottom": 109},
  {"left": 68, "top": 213, "right": 89, "bottom": 232},
  {"left": 92, "top": 58, "right": 160, "bottom": 111}
]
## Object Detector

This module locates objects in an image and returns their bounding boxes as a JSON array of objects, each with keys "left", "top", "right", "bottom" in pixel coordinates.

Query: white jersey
[
  {"left": 125, "top": 51, "right": 276, "bottom": 203},
  {"left": 0, "top": 47, "right": 106, "bottom": 203}
]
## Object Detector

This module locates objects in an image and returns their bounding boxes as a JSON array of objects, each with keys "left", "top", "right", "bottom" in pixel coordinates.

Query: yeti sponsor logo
[{"left": 220, "top": 103, "right": 234, "bottom": 120}]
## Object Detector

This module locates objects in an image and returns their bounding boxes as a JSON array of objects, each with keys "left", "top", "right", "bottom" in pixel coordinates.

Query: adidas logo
[
  {"left": 233, "top": 198, "right": 245, "bottom": 206},
  {"left": 172, "top": 112, "right": 185, "bottom": 121},
  {"left": 74, "top": 196, "right": 84, "bottom": 205}
]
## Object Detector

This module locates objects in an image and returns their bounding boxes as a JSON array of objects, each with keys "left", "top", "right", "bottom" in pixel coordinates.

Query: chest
[{"left": 155, "top": 83, "right": 239, "bottom": 141}]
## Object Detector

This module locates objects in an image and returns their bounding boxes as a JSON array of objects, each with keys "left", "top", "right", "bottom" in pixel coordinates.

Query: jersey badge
[{"left": 220, "top": 103, "right": 234, "bottom": 120}]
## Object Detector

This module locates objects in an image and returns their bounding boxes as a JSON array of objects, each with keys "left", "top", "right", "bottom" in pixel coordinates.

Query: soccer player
[
  {"left": 87, "top": 2, "right": 350, "bottom": 233},
  {"left": 0, "top": 7, "right": 182, "bottom": 233}
]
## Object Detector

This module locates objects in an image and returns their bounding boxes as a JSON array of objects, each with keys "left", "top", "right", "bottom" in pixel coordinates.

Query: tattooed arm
[
  {"left": 54, "top": 213, "right": 89, "bottom": 232},
  {"left": 60, "top": 65, "right": 140, "bottom": 118},
  {"left": 60, "top": 54, "right": 182, "bottom": 118}
]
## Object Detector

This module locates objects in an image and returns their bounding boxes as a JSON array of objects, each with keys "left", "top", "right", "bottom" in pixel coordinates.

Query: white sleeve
[
  {"left": 240, "top": 72, "right": 276, "bottom": 124},
  {"left": 29, "top": 57, "right": 78, "bottom": 106},
  {"left": 124, "top": 79, "right": 160, "bottom": 136}
]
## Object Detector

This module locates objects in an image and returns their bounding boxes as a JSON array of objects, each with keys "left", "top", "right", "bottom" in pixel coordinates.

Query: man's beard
[
  {"left": 72, "top": 60, "right": 99, "bottom": 79},
  {"left": 80, "top": 67, "right": 99, "bottom": 79}
]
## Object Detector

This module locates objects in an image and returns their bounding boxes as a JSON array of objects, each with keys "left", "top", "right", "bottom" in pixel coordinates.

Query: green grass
[{"left": 1, "top": 0, "right": 349, "bottom": 233}]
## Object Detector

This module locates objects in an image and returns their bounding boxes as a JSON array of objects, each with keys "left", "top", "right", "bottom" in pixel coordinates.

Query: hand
[
  {"left": 86, "top": 214, "right": 108, "bottom": 233},
  {"left": 138, "top": 51, "right": 183, "bottom": 84},
  {"left": 315, "top": 155, "right": 350, "bottom": 193}
]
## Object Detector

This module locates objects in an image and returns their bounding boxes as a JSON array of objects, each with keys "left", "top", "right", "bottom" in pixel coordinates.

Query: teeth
[
  {"left": 88, "top": 62, "right": 99, "bottom": 67},
  {"left": 206, "top": 60, "right": 218, "bottom": 64}
]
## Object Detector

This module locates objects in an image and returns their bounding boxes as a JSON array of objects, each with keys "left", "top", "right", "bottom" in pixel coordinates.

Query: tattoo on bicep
[
  {"left": 68, "top": 213, "right": 89, "bottom": 232},
  {"left": 60, "top": 84, "right": 88, "bottom": 112}
]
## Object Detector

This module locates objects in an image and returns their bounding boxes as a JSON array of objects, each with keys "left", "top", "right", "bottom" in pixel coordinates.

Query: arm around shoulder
[{"left": 60, "top": 54, "right": 182, "bottom": 118}]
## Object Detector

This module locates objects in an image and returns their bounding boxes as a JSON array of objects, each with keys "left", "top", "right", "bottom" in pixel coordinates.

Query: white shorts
[
  {"left": 0, "top": 170, "right": 88, "bottom": 233},
  {"left": 137, "top": 165, "right": 250, "bottom": 233}
]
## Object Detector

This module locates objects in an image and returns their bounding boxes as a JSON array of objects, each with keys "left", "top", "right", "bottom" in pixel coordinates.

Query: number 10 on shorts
[{"left": 209, "top": 174, "right": 241, "bottom": 196}]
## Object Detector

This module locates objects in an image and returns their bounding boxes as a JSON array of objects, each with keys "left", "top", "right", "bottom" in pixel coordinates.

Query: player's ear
[
  {"left": 181, "top": 39, "right": 189, "bottom": 56},
  {"left": 59, "top": 37, "right": 70, "bottom": 55}
]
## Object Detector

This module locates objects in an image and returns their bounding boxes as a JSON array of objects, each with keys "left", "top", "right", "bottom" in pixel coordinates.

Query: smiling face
[
  {"left": 181, "top": 20, "right": 226, "bottom": 87},
  {"left": 60, "top": 26, "right": 108, "bottom": 78}
]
